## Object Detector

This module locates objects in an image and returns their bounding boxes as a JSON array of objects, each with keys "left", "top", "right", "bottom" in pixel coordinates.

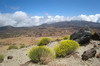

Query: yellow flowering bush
[
  {"left": 54, "top": 40, "right": 80, "bottom": 57},
  {"left": 38, "top": 37, "right": 51, "bottom": 46}
]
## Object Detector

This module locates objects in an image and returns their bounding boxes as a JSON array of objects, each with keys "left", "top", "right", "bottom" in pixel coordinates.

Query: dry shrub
[{"left": 28, "top": 46, "right": 55, "bottom": 64}]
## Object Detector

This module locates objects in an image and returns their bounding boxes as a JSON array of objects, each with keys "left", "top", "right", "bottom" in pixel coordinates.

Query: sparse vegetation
[
  {"left": 0, "top": 54, "right": 4, "bottom": 63},
  {"left": 20, "top": 44, "right": 26, "bottom": 48},
  {"left": 63, "top": 35, "right": 70, "bottom": 40},
  {"left": 63, "top": 36, "right": 68, "bottom": 40},
  {"left": 28, "top": 46, "right": 55, "bottom": 64},
  {"left": 54, "top": 40, "right": 80, "bottom": 57},
  {"left": 7, "top": 45, "right": 18, "bottom": 50},
  {"left": 38, "top": 37, "right": 51, "bottom": 46}
]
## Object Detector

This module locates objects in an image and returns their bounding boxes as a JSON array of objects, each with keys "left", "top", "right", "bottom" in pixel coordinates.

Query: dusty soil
[
  {"left": 0, "top": 36, "right": 61, "bottom": 51},
  {"left": 0, "top": 40, "right": 100, "bottom": 66}
]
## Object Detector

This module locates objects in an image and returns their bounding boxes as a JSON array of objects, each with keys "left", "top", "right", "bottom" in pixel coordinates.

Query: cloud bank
[{"left": 0, "top": 11, "right": 100, "bottom": 27}]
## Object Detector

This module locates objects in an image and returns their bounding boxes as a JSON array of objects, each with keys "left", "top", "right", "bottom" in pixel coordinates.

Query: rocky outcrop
[
  {"left": 81, "top": 48, "right": 97, "bottom": 61},
  {"left": 91, "top": 32, "right": 100, "bottom": 40},
  {"left": 70, "top": 26, "right": 92, "bottom": 45}
]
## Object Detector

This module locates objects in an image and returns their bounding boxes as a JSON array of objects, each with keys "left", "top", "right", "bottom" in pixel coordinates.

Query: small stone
[
  {"left": 7, "top": 56, "right": 13, "bottom": 59},
  {"left": 96, "top": 53, "right": 100, "bottom": 58}
]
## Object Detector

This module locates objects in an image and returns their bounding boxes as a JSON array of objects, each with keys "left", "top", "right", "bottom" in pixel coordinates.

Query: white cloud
[{"left": 0, "top": 11, "right": 100, "bottom": 27}]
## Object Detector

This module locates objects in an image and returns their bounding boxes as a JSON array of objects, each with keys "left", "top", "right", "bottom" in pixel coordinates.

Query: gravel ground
[{"left": 0, "top": 40, "right": 100, "bottom": 66}]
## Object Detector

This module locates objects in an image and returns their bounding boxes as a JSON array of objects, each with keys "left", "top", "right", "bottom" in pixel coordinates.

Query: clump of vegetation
[
  {"left": 7, "top": 45, "right": 18, "bottom": 50},
  {"left": 63, "top": 35, "right": 70, "bottom": 40},
  {"left": 28, "top": 46, "right": 55, "bottom": 64},
  {"left": 20, "top": 44, "right": 26, "bottom": 48},
  {"left": 38, "top": 37, "right": 51, "bottom": 46},
  {"left": 54, "top": 40, "right": 80, "bottom": 57},
  {"left": 0, "top": 54, "right": 4, "bottom": 63}
]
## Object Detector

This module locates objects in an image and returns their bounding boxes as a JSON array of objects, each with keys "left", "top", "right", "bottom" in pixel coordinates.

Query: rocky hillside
[
  {"left": 39, "top": 21, "right": 100, "bottom": 29},
  {"left": 0, "top": 21, "right": 100, "bottom": 38}
]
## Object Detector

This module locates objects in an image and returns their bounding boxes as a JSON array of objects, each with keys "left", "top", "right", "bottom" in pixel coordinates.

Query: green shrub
[
  {"left": 67, "top": 35, "right": 70, "bottom": 40},
  {"left": 54, "top": 40, "right": 80, "bottom": 57},
  {"left": 38, "top": 37, "right": 51, "bottom": 46},
  {"left": 8, "top": 45, "right": 18, "bottom": 50},
  {"left": 0, "top": 54, "right": 4, "bottom": 63},
  {"left": 28, "top": 46, "right": 55, "bottom": 64},
  {"left": 20, "top": 44, "right": 26, "bottom": 48},
  {"left": 63, "top": 36, "right": 68, "bottom": 40},
  {"left": 63, "top": 35, "right": 70, "bottom": 40}
]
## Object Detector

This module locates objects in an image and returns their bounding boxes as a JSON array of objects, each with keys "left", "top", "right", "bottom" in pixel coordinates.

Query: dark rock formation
[
  {"left": 91, "top": 32, "right": 100, "bottom": 40},
  {"left": 81, "top": 48, "right": 97, "bottom": 61},
  {"left": 70, "top": 26, "right": 92, "bottom": 45}
]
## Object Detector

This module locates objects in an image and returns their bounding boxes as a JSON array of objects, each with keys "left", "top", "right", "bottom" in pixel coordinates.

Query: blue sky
[
  {"left": 0, "top": 0, "right": 100, "bottom": 27},
  {"left": 0, "top": 0, "right": 100, "bottom": 16}
]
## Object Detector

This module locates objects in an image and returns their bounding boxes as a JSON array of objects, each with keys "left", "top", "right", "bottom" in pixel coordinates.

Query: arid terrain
[
  {"left": 0, "top": 36, "right": 62, "bottom": 51},
  {"left": 0, "top": 21, "right": 100, "bottom": 66},
  {"left": 0, "top": 40, "right": 100, "bottom": 66},
  {"left": 0, "top": 0, "right": 100, "bottom": 66}
]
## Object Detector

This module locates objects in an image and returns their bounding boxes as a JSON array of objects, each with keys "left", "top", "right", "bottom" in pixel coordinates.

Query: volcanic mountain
[{"left": 0, "top": 20, "right": 100, "bottom": 38}]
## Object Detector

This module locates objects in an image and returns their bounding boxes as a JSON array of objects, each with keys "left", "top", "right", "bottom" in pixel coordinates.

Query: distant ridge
[
  {"left": 0, "top": 21, "right": 100, "bottom": 30},
  {"left": 39, "top": 21, "right": 100, "bottom": 29},
  {"left": 0, "top": 20, "right": 100, "bottom": 38},
  {"left": 0, "top": 25, "right": 14, "bottom": 30}
]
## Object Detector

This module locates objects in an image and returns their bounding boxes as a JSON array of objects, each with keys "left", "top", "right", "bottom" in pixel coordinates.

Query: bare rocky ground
[{"left": 0, "top": 40, "right": 100, "bottom": 66}]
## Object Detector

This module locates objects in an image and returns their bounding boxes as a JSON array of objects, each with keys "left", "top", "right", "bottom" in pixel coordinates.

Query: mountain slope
[
  {"left": 0, "top": 21, "right": 100, "bottom": 38},
  {"left": 39, "top": 21, "right": 100, "bottom": 29}
]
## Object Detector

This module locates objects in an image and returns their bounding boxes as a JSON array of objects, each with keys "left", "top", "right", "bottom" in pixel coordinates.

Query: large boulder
[
  {"left": 81, "top": 48, "right": 97, "bottom": 61},
  {"left": 70, "top": 26, "right": 92, "bottom": 45},
  {"left": 91, "top": 32, "right": 100, "bottom": 40}
]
